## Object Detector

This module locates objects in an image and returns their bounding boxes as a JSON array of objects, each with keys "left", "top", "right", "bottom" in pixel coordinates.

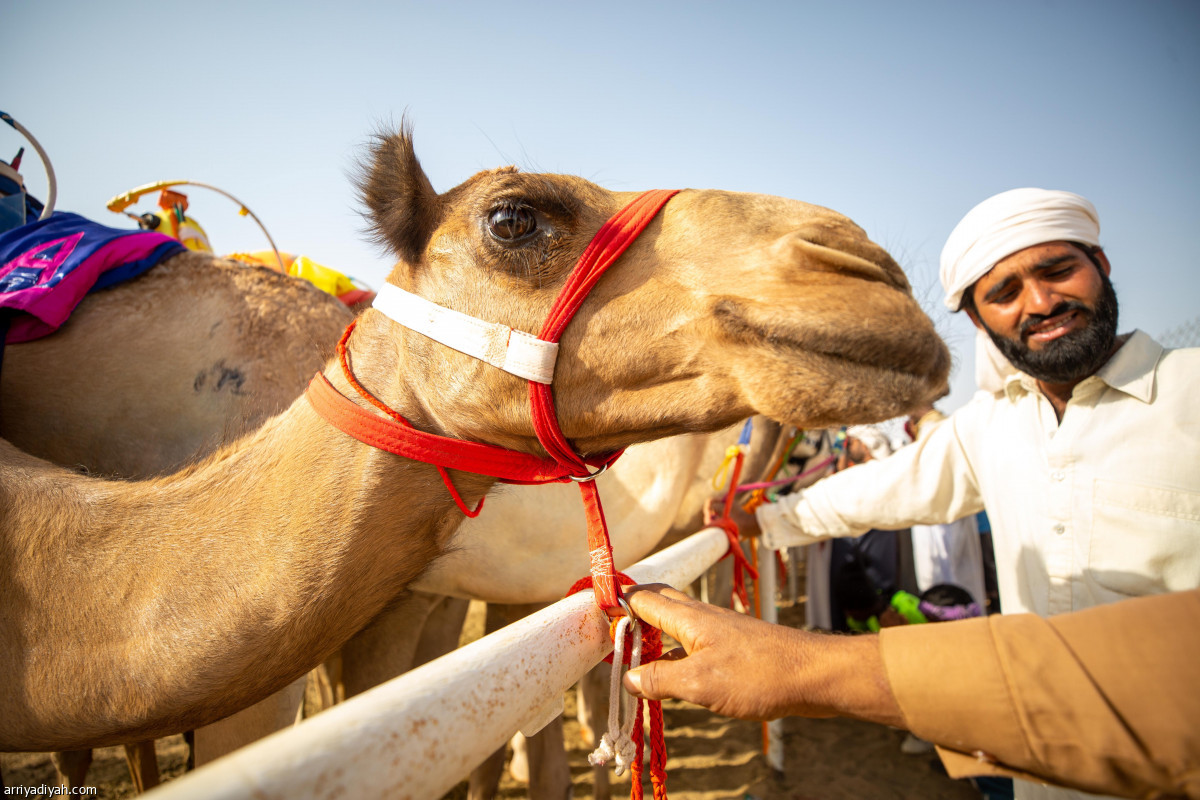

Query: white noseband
[{"left": 372, "top": 282, "right": 559, "bottom": 385}]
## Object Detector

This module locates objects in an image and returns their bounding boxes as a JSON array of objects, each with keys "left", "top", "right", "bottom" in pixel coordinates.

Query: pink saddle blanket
[{"left": 0, "top": 212, "right": 184, "bottom": 343}]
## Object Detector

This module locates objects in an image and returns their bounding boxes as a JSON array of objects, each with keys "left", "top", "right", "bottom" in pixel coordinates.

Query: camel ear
[{"left": 356, "top": 123, "right": 442, "bottom": 265}]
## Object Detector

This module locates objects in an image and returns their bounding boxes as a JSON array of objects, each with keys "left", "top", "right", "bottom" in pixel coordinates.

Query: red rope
[
  {"left": 307, "top": 367, "right": 620, "bottom": 485},
  {"left": 707, "top": 450, "right": 759, "bottom": 609},
  {"left": 335, "top": 322, "right": 485, "bottom": 518},
  {"left": 567, "top": 574, "right": 668, "bottom": 800},
  {"left": 710, "top": 517, "right": 758, "bottom": 611}
]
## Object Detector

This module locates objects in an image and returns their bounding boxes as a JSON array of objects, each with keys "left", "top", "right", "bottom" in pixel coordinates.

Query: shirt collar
[{"left": 1003, "top": 329, "right": 1162, "bottom": 404}]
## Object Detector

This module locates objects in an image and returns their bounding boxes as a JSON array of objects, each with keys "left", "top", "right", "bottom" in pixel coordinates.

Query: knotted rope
[
  {"left": 738, "top": 427, "right": 805, "bottom": 512},
  {"left": 567, "top": 574, "right": 668, "bottom": 800}
]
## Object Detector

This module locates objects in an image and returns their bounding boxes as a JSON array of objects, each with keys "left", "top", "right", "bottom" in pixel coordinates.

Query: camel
[
  {"left": 0, "top": 207, "right": 776, "bottom": 791},
  {"left": 0, "top": 126, "right": 949, "bottom": 766},
  {"left": 2, "top": 293, "right": 787, "bottom": 792}
]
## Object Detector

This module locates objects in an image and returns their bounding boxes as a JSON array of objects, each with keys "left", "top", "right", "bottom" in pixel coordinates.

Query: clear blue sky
[{"left": 6, "top": 0, "right": 1198, "bottom": 414}]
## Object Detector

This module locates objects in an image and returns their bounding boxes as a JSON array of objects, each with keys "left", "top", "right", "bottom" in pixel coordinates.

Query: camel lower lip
[
  {"left": 725, "top": 314, "right": 943, "bottom": 384},
  {"left": 752, "top": 348, "right": 949, "bottom": 430},
  {"left": 711, "top": 299, "right": 950, "bottom": 413}
]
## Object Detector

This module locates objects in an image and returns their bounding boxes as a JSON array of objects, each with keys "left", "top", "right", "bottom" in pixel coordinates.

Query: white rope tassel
[{"left": 588, "top": 616, "right": 644, "bottom": 776}]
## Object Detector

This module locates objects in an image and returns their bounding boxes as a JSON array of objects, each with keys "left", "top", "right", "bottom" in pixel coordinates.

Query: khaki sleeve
[{"left": 879, "top": 590, "right": 1200, "bottom": 799}]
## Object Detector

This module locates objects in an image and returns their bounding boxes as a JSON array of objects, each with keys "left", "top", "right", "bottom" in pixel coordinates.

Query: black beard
[{"left": 982, "top": 272, "right": 1120, "bottom": 384}]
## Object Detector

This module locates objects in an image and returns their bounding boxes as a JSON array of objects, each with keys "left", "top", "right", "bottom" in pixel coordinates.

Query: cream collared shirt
[{"left": 758, "top": 330, "right": 1200, "bottom": 618}]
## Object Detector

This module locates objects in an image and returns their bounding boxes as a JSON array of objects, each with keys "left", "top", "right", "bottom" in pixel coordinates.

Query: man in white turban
[{"left": 636, "top": 189, "right": 1200, "bottom": 800}]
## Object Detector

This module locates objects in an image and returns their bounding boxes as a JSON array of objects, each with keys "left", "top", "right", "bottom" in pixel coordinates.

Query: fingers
[
  {"left": 624, "top": 668, "right": 644, "bottom": 695},
  {"left": 657, "top": 646, "right": 688, "bottom": 662},
  {"left": 624, "top": 660, "right": 667, "bottom": 700},
  {"left": 703, "top": 497, "right": 723, "bottom": 525},
  {"left": 622, "top": 586, "right": 711, "bottom": 703},
  {"left": 621, "top": 585, "right": 786, "bottom": 718},
  {"left": 623, "top": 583, "right": 697, "bottom": 640}
]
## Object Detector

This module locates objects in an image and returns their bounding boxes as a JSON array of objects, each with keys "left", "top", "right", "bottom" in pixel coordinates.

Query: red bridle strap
[
  {"left": 306, "top": 369, "right": 622, "bottom": 486},
  {"left": 530, "top": 189, "right": 680, "bottom": 610}
]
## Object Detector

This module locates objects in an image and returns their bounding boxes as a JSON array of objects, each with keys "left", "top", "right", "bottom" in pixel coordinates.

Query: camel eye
[{"left": 487, "top": 206, "right": 538, "bottom": 242}]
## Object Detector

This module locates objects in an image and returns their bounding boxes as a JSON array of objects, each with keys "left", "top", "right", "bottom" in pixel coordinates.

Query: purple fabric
[
  {"left": 918, "top": 600, "right": 983, "bottom": 622},
  {"left": 0, "top": 212, "right": 184, "bottom": 343}
]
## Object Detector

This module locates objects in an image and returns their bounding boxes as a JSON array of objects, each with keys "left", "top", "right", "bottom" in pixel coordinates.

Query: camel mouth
[{"left": 714, "top": 297, "right": 951, "bottom": 414}]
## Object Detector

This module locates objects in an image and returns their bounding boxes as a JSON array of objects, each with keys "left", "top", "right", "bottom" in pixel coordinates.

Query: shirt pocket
[{"left": 1090, "top": 479, "right": 1200, "bottom": 598}]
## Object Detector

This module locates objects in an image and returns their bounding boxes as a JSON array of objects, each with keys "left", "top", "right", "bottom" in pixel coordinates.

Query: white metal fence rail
[{"left": 145, "top": 526, "right": 735, "bottom": 800}]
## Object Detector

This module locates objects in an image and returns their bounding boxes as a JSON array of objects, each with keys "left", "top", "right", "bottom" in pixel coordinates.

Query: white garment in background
[
  {"left": 804, "top": 541, "right": 832, "bottom": 630},
  {"left": 910, "top": 516, "right": 987, "bottom": 608}
]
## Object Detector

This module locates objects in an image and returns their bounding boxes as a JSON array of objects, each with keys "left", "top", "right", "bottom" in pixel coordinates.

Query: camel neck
[{"left": 0, "top": 364, "right": 496, "bottom": 750}]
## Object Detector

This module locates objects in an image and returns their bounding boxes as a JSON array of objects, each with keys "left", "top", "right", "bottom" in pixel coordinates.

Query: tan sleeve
[{"left": 879, "top": 590, "right": 1200, "bottom": 799}]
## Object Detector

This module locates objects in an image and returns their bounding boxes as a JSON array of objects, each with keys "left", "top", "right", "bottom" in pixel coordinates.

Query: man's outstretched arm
[
  {"left": 623, "top": 585, "right": 1200, "bottom": 800},
  {"left": 621, "top": 584, "right": 903, "bottom": 724}
]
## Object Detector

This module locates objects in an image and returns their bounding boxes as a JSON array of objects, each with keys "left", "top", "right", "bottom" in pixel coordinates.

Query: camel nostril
[
  {"left": 840, "top": 248, "right": 910, "bottom": 293},
  {"left": 782, "top": 227, "right": 911, "bottom": 293},
  {"left": 872, "top": 254, "right": 912, "bottom": 293}
]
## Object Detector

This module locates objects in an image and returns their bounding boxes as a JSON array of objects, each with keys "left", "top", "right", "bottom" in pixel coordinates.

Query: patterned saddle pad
[{"left": 0, "top": 212, "right": 184, "bottom": 343}]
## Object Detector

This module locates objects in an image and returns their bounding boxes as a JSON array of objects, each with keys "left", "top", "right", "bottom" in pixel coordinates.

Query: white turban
[
  {"left": 846, "top": 425, "right": 892, "bottom": 461},
  {"left": 939, "top": 188, "right": 1101, "bottom": 391},
  {"left": 940, "top": 188, "right": 1100, "bottom": 313}
]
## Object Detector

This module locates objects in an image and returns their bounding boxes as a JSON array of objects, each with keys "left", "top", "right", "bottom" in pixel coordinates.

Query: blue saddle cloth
[{"left": 0, "top": 212, "right": 184, "bottom": 343}]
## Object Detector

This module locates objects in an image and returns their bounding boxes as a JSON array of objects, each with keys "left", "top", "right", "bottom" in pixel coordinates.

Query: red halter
[{"left": 306, "top": 189, "right": 679, "bottom": 614}]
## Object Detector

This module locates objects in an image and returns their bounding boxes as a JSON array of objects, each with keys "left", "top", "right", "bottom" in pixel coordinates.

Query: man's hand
[
  {"left": 703, "top": 497, "right": 762, "bottom": 538},
  {"left": 622, "top": 584, "right": 905, "bottom": 727}
]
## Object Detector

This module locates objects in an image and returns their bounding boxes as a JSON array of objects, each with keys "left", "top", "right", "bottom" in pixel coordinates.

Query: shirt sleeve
[
  {"left": 756, "top": 408, "right": 985, "bottom": 548},
  {"left": 878, "top": 589, "right": 1200, "bottom": 799}
]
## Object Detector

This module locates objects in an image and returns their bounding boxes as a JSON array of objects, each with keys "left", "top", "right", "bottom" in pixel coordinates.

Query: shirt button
[
  {"left": 1053, "top": 523, "right": 1065, "bottom": 535},
  {"left": 1052, "top": 471, "right": 1065, "bottom": 481}
]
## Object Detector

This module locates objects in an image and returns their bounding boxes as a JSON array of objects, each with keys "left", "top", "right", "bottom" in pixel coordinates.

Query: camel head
[{"left": 350, "top": 126, "right": 949, "bottom": 457}]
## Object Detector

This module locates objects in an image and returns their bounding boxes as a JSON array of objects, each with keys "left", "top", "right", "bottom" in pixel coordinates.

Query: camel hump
[{"left": 0, "top": 249, "right": 355, "bottom": 477}]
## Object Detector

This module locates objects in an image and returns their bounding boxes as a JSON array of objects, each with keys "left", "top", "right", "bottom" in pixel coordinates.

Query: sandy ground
[
  {"left": 1, "top": 706, "right": 982, "bottom": 800},
  {"left": 1, "top": 600, "right": 985, "bottom": 800}
]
